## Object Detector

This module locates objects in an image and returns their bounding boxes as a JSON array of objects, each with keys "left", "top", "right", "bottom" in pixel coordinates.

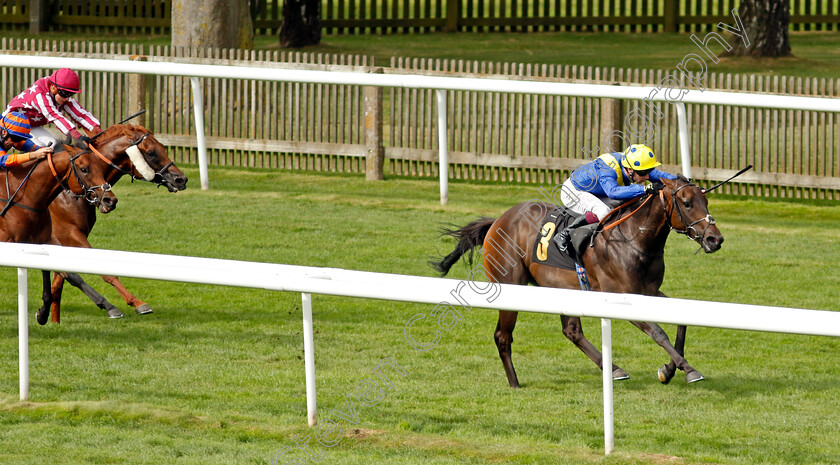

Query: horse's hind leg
[
  {"left": 658, "top": 325, "right": 687, "bottom": 384},
  {"left": 495, "top": 311, "right": 521, "bottom": 388},
  {"left": 102, "top": 275, "right": 153, "bottom": 315},
  {"left": 561, "top": 315, "right": 629, "bottom": 380},
  {"left": 630, "top": 321, "right": 704, "bottom": 383},
  {"left": 63, "top": 272, "right": 124, "bottom": 319}
]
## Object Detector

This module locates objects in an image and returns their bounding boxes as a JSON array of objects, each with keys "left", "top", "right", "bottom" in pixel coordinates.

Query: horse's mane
[
  {"left": 94, "top": 124, "right": 152, "bottom": 146},
  {"left": 673, "top": 174, "right": 693, "bottom": 186},
  {"left": 601, "top": 173, "right": 692, "bottom": 226}
]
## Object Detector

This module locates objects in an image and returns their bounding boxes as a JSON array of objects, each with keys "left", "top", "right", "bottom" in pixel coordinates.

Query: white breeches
[
  {"left": 560, "top": 178, "right": 610, "bottom": 220},
  {"left": 30, "top": 126, "right": 70, "bottom": 151}
]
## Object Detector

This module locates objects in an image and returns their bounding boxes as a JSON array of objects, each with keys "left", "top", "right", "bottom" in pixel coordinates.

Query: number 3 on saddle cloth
[{"left": 531, "top": 206, "right": 598, "bottom": 291}]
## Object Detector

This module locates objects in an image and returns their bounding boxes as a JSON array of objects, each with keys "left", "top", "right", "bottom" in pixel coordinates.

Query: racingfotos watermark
[
  {"left": 589, "top": 8, "right": 751, "bottom": 157},
  {"left": 564, "top": 8, "right": 752, "bottom": 212},
  {"left": 270, "top": 357, "right": 407, "bottom": 464},
  {"left": 269, "top": 11, "right": 755, "bottom": 463}
]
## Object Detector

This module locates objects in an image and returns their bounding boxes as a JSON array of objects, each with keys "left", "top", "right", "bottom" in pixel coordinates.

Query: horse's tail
[{"left": 429, "top": 217, "right": 496, "bottom": 276}]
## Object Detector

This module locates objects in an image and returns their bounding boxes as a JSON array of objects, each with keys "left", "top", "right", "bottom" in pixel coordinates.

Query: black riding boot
[{"left": 555, "top": 214, "right": 590, "bottom": 253}]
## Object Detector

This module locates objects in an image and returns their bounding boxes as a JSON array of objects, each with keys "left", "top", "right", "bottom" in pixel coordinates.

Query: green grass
[
  {"left": 1, "top": 167, "right": 839, "bottom": 464},
  {"left": 7, "top": 29, "right": 840, "bottom": 79}
]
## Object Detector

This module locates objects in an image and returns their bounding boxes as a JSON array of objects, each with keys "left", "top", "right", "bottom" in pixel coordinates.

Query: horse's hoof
[
  {"left": 658, "top": 364, "right": 675, "bottom": 384},
  {"left": 685, "top": 370, "right": 705, "bottom": 383},
  {"left": 36, "top": 307, "right": 49, "bottom": 326},
  {"left": 107, "top": 308, "right": 124, "bottom": 319},
  {"left": 612, "top": 368, "right": 630, "bottom": 381},
  {"left": 135, "top": 304, "right": 153, "bottom": 315}
]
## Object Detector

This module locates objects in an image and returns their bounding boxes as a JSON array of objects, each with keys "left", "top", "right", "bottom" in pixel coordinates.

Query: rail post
[
  {"left": 600, "top": 89, "right": 623, "bottom": 153},
  {"left": 189, "top": 77, "right": 209, "bottom": 190},
  {"left": 18, "top": 268, "right": 29, "bottom": 401},
  {"left": 675, "top": 102, "right": 693, "bottom": 179},
  {"left": 436, "top": 89, "right": 449, "bottom": 206},
  {"left": 364, "top": 68, "right": 384, "bottom": 181},
  {"left": 601, "top": 318, "right": 614, "bottom": 455},
  {"left": 128, "top": 55, "right": 147, "bottom": 127},
  {"left": 302, "top": 293, "right": 317, "bottom": 426}
]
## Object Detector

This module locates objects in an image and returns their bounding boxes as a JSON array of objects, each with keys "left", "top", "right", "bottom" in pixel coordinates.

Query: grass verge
[{"left": 0, "top": 167, "right": 838, "bottom": 464}]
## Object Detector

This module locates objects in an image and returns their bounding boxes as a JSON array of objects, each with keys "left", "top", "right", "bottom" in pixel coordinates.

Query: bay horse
[
  {"left": 0, "top": 147, "right": 119, "bottom": 325},
  {"left": 431, "top": 176, "right": 723, "bottom": 387},
  {"left": 48, "top": 124, "right": 188, "bottom": 322}
]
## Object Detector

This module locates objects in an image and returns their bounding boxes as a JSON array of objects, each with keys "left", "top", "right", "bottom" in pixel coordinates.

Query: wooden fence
[
  {"left": 3, "top": 1, "right": 840, "bottom": 34},
  {"left": 1, "top": 39, "right": 838, "bottom": 199}
]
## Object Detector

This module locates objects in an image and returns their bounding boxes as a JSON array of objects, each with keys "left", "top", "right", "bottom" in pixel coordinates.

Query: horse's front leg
[
  {"left": 649, "top": 291, "right": 693, "bottom": 384},
  {"left": 562, "top": 316, "right": 630, "bottom": 381},
  {"left": 630, "top": 321, "right": 704, "bottom": 384},
  {"left": 36, "top": 270, "right": 53, "bottom": 325}
]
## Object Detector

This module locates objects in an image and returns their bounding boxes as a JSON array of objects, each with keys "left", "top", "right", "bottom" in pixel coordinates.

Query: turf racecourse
[{"left": 1, "top": 167, "right": 839, "bottom": 465}]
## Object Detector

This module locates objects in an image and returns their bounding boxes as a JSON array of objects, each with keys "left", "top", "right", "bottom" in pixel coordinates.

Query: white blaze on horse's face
[{"left": 125, "top": 144, "right": 156, "bottom": 181}]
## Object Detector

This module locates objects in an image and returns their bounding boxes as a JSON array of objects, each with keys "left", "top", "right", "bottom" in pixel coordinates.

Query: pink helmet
[{"left": 49, "top": 68, "right": 81, "bottom": 93}]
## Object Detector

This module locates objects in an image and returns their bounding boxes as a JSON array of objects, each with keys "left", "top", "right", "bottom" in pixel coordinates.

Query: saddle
[{"left": 530, "top": 207, "right": 598, "bottom": 269}]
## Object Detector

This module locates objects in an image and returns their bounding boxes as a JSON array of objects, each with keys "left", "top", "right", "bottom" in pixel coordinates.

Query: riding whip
[
  {"left": 90, "top": 109, "right": 148, "bottom": 141},
  {"left": 703, "top": 165, "right": 753, "bottom": 193}
]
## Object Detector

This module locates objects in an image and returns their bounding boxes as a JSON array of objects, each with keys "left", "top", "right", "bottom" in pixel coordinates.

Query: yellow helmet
[{"left": 621, "top": 144, "right": 660, "bottom": 171}]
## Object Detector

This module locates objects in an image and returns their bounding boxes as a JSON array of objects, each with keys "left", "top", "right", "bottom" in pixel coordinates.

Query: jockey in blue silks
[
  {"left": 0, "top": 111, "right": 52, "bottom": 168},
  {"left": 556, "top": 144, "right": 677, "bottom": 252}
]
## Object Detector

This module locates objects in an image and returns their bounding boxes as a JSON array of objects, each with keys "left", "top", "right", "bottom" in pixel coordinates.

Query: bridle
[
  {"left": 86, "top": 131, "right": 175, "bottom": 189},
  {"left": 47, "top": 150, "right": 112, "bottom": 207},
  {"left": 659, "top": 181, "right": 716, "bottom": 242},
  {"left": 591, "top": 180, "right": 715, "bottom": 255}
]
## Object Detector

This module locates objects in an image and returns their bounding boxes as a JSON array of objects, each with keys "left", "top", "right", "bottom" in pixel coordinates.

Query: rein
[
  {"left": 0, "top": 161, "right": 44, "bottom": 216},
  {"left": 600, "top": 195, "right": 655, "bottom": 232},
  {"left": 591, "top": 193, "right": 662, "bottom": 258}
]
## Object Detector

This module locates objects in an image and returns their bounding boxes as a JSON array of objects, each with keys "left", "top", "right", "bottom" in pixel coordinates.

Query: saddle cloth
[{"left": 530, "top": 206, "right": 597, "bottom": 270}]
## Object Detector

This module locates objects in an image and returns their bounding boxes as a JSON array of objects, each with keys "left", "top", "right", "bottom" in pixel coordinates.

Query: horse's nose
[
  {"left": 704, "top": 233, "right": 723, "bottom": 252},
  {"left": 165, "top": 173, "right": 188, "bottom": 192},
  {"left": 100, "top": 195, "right": 118, "bottom": 212}
]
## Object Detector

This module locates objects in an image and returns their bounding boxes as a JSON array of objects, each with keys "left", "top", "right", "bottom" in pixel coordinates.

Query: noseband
[
  {"left": 659, "top": 183, "right": 716, "bottom": 242},
  {"left": 87, "top": 132, "right": 176, "bottom": 189},
  {"left": 129, "top": 133, "right": 177, "bottom": 188}
]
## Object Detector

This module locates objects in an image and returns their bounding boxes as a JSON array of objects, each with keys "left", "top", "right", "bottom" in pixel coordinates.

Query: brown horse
[
  {"left": 431, "top": 176, "right": 723, "bottom": 387},
  {"left": 48, "top": 124, "right": 188, "bottom": 322},
  {"left": 0, "top": 148, "right": 119, "bottom": 325}
]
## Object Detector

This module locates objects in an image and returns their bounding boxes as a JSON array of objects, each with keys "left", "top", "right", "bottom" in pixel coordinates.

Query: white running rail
[{"left": 2, "top": 242, "right": 840, "bottom": 455}]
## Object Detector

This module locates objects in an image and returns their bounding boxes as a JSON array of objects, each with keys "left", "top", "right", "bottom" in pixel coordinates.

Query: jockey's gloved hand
[
  {"left": 644, "top": 183, "right": 662, "bottom": 195},
  {"left": 81, "top": 135, "right": 93, "bottom": 145}
]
